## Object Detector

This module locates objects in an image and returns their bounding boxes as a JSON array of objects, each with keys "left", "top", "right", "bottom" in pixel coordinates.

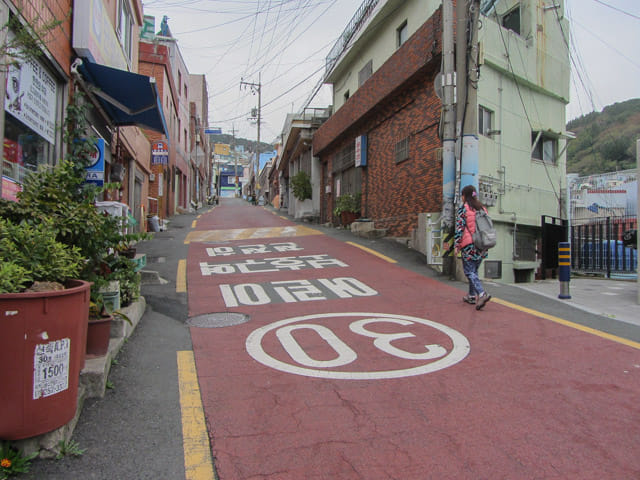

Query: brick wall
[
  {"left": 16, "top": 0, "right": 73, "bottom": 77},
  {"left": 315, "top": 8, "right": 443, "bottom": 237}
]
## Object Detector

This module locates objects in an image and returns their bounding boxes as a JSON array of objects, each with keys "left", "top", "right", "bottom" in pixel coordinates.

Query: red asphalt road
[{"left": 187, "top": 201, "right": 640, "bottom": 479}]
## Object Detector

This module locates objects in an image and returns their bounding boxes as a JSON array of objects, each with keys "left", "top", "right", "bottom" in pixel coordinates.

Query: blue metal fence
[{"left": 571, "top": 215, "right": 637, "bottom": 277}]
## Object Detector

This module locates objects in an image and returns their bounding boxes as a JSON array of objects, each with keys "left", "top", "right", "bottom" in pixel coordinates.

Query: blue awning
[{"left": 74, "top": 58, "right": 169, "bottom": 138}]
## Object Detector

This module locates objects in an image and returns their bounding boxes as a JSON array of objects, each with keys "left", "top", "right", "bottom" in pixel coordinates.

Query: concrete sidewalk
[{"left": 511, "top": 276, "right": 640, "bottom": 327}]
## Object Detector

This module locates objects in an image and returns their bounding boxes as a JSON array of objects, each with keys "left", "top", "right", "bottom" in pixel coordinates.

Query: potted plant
[
  {"left": 333, "top": 192, "right": 362, "bottom": 226},
  {"left": 0, "top": 92, "right": 144, "bottom": 438},
  {"left": 0, "top": 219, "right": 91, "bottom": 440}
]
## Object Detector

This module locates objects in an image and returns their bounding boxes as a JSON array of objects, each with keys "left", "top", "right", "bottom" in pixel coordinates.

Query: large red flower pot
[{"left": 0, "top": 280, "right": 90, "bottom": 440}]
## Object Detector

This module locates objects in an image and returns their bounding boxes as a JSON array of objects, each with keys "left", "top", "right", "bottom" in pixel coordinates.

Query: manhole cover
[{"left": 187, "top": 312, "right": 250, "bottom": 328}]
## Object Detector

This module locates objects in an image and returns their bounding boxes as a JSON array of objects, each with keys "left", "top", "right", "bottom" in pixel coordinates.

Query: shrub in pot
[{"left": 333, "top": 192, "right": 362, "bottom": 225}]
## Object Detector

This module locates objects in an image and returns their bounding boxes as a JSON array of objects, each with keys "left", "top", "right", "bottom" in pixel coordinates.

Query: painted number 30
[{"left": 246, "top": 312, "right": 470, "bottom": 380}]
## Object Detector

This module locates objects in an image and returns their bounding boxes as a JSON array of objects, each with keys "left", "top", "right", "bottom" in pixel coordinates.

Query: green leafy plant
[
  {"left": 0, "top": 441, "right": 38, "bottom": 478},
  {"left": 55, "top": 440, "right": 85, "bottom": 460},
  {"left": 333, "top": 192, "right": 361, "bottom": 217},
  {"left": 291, "top": 171, "right": 312, "bottom": 201},
  {"left": 105, "top": 380, "right": 115, "bottom": 390},
  {"left": 0, "top": 92, "right": 148, "bottom": 300},
  {"left": 0, "top": 218, "right": 83, "bottom": 293}
]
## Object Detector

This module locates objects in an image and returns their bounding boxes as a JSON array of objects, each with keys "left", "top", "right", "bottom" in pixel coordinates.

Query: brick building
[{"left": 313, "top": 10, "right": 443, "bottom": 235}]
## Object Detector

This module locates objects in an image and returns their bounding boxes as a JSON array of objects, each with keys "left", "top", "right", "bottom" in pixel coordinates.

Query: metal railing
[
  {"left": 571, "top": 215, "right": 637, "bottom": 277},
  {"left": 325, "top": 0, "right": 380, "bottom": 75}
]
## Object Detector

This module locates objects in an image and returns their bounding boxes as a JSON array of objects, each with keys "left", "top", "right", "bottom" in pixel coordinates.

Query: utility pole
[
  {"left": 231, "top": 124, "right": 238, "bottom": 197},
  {"left": 441, "top": 0, "right": 456, "bottom": 229},
  {"left": 441, "top": 0, "right": 457, "bottom": 276},
  {"left": 456, "top": 0, "right": 481, "bottom": 198},
  {"left": 241, "top": 74, "right": 261, "bottom": 200}
]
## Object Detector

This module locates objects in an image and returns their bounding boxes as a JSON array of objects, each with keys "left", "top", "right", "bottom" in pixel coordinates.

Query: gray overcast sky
[{"left": 141, "top": 0, "right": 640, "bottom": 143}]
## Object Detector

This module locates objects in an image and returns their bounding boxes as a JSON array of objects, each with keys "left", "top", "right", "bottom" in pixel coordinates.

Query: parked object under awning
[{"left": 72, "top": 58, "right": 169, "bottom": 138}]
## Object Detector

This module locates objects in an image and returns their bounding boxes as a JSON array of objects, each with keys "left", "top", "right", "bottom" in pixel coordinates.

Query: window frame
[
  {"left": 117, "top": 0, "right": 134, "bottom": 61},
  {"left": 501, "top": 5, "right": 520, "bottom": 35},
  {"left": 358, "top": 60, "right": 373, "bottom": 87},
  {"left": 395, "top": 137, "right": 410, "bottom": 164},
  {"left": 479, "top": 106, "right": 493, "bottom": 137},
  {"left": 531, "top": 131, "right": 558, "bottom": 165},
  {"left": 396, "top": 20, "right": 408, "bottom": 48}
]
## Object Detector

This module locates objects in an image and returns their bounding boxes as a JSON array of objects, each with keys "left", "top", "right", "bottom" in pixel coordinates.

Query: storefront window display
[{"left": 2, "top": 55, "right": 60, "bottom": 201}]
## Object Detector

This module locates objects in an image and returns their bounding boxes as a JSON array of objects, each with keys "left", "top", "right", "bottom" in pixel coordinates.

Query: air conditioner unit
[{"left": 149, "top": 173, "right": 155, "bottom": 182}]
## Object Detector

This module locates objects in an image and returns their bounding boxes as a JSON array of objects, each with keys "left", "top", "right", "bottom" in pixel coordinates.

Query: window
[
  {"left": 178, "top": 119, "right": 181, "bottom": 142},
  {"left": 397, "top": 20, "right": 408, "bottom": 48},
  {"left": 502, "top": 6, "right": 520, "bottom": 35},
  {"left": 479, "top": 106, "right": 493, "bottom": 136},
  {"left": 178, "top": 72, "right": 182, "bottom": 95},
  {"left": 531, "top": 131, "right": 557, "bottom": 164},
  {"left": 2, "top": 52, "right": 60, "bottom": 199},
  {"left": 333, "top": 143, "right": 355, "bottom": 173},
  {"left": 395, "top": 137, "right": 409, "bottom": 163},
  {"left": 358, "top": 60, "right": 372, "bottom": 87},
  {"left": 184, "top": 84, "right": 188, "bottom": 99},
  {"left": 344, "top": 90, "right": 350, "bottom": 103},
  {"left": 117, "top": 0, "right": 134, "bottom": 60}
]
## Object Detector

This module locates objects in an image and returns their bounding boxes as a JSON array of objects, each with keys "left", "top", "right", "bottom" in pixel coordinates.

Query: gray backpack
[{"left": 471, "top": 209, "right": 497, "bottom": 251}]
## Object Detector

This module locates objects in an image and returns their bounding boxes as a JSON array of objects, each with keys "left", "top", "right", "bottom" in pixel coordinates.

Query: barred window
[
  {"left": 395, "top": 137, "right": 409, "bottom": 163},
  {"left": 333, "top": 143, "right": 355, "bottom": 172}
]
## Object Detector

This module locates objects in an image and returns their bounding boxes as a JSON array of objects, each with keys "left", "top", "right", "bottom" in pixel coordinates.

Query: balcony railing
[{"left": 325, "top": 0, "right": 379, "bottom": 75}]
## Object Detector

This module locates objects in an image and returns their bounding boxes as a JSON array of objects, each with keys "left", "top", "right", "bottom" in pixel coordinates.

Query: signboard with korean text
[
  {"left": 355, "top": 135, "right": 367, "bottom": 167},
  {"left": 152, "top": 141, "right": 169, "bottom": 165},
  {"left": 5, "top": 57, "right": 57, "bottom": 144}
]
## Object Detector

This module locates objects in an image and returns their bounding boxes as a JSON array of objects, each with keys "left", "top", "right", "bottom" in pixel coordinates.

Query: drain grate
[{"left": 186, "top": 312, "right": 250, "bottom": 328}]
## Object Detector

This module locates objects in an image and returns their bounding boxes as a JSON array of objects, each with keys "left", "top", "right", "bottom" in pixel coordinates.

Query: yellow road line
[
  {"left": 192, "top": 220, "right": 197, "bottom": 228},
  {"left": 177, "top": 351, "right": 216, "bottom": 480},
  {"left": 177, "top": 259, "right": 187, "bottom": 293},
  {"left": 346, "top": 242, "right": 397, "bottom": 263},
  {"left": 492, "top": 298, "right": 640, "bottom": 350}
]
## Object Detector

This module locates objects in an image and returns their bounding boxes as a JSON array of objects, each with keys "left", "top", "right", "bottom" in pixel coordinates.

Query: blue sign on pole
[
  {"left": 85, "top": 138, "right": 105, "bottom": 187},
  {"left": 205, "top": 128, "right": 222, "bottom": 134}
]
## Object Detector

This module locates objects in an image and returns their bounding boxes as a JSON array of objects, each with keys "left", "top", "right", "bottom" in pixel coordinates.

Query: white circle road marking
[{"left": 246, "top": 312, "right": 470, "bottom": 380}]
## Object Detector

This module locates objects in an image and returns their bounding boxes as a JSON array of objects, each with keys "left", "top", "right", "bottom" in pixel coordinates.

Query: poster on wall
[{"left": 5, "top": 57, "right": 56, "bottom": 144}]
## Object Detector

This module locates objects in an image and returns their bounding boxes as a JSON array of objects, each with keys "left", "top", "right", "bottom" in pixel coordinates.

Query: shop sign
[
  {"left": 355, "top": 135, "right": 367, "bottom": 167},
  {"left": 84, "top": 138, "right": 105, "bottom": 187},
  {"left": 152, "top": 141, "right": 169, "bottom": 165},
  {"left": 5, "top": 57, "right": 56, "bottom": 144}
]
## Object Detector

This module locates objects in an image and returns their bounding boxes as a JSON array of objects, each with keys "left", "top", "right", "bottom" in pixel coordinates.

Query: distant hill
[{"left": 566, "top": 98, "right": 640, "bottom": 176}]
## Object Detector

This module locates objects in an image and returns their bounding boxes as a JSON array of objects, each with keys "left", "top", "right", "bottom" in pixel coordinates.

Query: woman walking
[{"left": 454, "top": 184, "right": 491, "bottom": 310}]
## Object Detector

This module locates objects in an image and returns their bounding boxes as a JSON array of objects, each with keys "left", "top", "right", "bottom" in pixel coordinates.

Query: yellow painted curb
[
  {"left": 177, "top": 351, "right": 216, "bottom": 480},
  {"left": 492, "top": 298, "right": 640, "bottom": 350},
  {"left": 346, "top": 241, "right": 397, "bottom": 263}
]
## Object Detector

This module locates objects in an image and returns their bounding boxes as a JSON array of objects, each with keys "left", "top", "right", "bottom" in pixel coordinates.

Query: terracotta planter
[
  {"left": 0, "top": 280, "right": 90, "bottom": 440},
  {"left": 86, "top": 315, "right": 113, "bottom": 358},
  {"left": 340, "top": 211, "right": 360, "bottom": 226}
]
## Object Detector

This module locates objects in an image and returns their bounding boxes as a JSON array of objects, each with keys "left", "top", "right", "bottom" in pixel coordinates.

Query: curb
[{"left": 13, "top": 297, "right": 147, "bottom": 459}]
